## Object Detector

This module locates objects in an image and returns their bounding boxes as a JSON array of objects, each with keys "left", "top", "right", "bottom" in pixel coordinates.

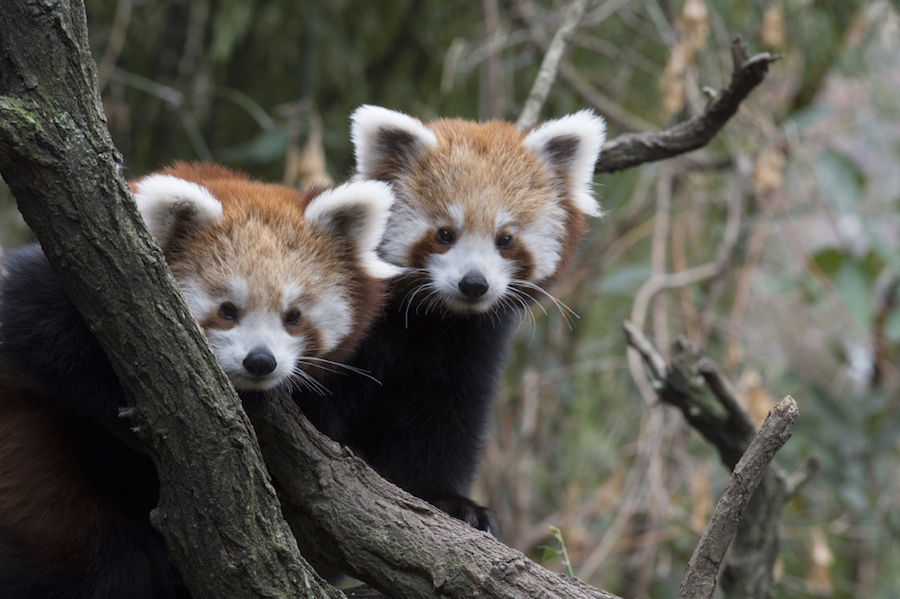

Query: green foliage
[{"left": 540, "top": 526, "right": 574, "bottom": 577}]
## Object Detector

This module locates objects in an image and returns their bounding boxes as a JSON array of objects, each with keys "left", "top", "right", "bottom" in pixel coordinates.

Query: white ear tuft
[
  {"left": 350, "top": 105, "right": 438, "bottom": 181},
  {"left": 133, "top": 175, "right": 223, "bottom": 247},
  {"left": 305, "top": 180, "right": 404, "bottom": 279},
  {"left": 524, "top": 110, "right": 606, "bottom": 217}
]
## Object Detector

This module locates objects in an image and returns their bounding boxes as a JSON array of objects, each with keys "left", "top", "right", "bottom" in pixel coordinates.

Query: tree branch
[
  {"left": 595, "top": 39, "right": 780, "bottom": 173},
  {"left": 516, "top": 0, "right": 590, "bottom": 130},
  {"left": 509, "top": 1, "right": 778, "bottom": 169},
  {"left": 246, "top": 392, "right": 622, "bottom": 599},
  {"left": 677, "top": 396, "right": 798, "bottom": 599},
  {"left": 623, "top": 324, "right": 810, "bottom": 599},
  {"left": 0, "top": 2, "right": 339, "bottom": 598}
]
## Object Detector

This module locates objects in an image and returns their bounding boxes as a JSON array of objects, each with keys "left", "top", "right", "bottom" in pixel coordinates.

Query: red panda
[
  {"left": 0, "top": 163, "right": 397, "bottom": 598},
  {"left": 293, "top": 106, "right": 605, "bottom": 536}
]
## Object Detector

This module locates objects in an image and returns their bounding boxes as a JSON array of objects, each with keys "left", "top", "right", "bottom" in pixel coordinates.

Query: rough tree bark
[
  {"left": 0, "top": 1, "right": 790, "bottom": 598},
  {"left": 625, "top": 324, "right": 818, "bottom": 599},
  {"left": 0, "top": 2, "right": 339, "bottom": 598}
]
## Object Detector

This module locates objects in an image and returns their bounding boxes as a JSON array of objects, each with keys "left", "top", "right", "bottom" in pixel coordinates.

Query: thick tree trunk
[{"left": 0, "top": 2, "right": 340, "bottom": 598}]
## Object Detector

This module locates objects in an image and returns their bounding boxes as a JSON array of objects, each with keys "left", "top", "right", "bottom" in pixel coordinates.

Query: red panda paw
[{"left": 433, "top": 495, "right": 498, "bottom": 537}]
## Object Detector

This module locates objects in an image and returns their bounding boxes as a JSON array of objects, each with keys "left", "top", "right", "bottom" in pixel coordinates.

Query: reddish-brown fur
[
  {"left": 398, "top": 119, "right": 585, "bottom": 291},
  {"left": 138, "top": 162, "right": 385, "bottom": 368},
  {"left": 0, "top": 390, "right": 108, "bottom": 576}
]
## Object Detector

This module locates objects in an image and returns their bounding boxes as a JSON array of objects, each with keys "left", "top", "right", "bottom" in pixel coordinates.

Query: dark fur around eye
[
  {"left": 437, "top": 228, "right": 455, "bottom": 244},
  {"left": 220, "top": 302, "right": 238, "bottom": 320}
]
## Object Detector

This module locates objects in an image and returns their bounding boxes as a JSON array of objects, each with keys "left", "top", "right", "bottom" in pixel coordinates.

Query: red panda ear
[
  {"left": 133, "top": 175, "right": 223, "bottom": 248},
  {"left": 350, "top": 105, "right": 438, "bottom": 181},
  {"left": 305, "top": 180, "right": 403, "bottom": 279},
  {"left": 524, "top": 110, "right": 606, "bottom": 217}
]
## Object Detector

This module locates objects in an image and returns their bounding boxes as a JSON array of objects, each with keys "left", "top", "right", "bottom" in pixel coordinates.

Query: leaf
[
  {"left": 810, "top": 248, "right": 848, "bottom": 277},
  {"left": 540, "top": 546, "right": 560, "bottom": 562}
]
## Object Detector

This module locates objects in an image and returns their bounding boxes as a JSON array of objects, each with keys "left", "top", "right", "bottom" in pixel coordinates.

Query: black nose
[
  {"left": 458, "top": 272, "right": 489, "bottom": 298},
  {"left": 243, "top": 348, "right": 277, "bottom": 376}
]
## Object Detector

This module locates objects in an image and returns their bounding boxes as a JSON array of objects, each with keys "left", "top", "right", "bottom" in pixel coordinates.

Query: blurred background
[{"left": 2, "top": 0, "right": 898, "bottom": 597}]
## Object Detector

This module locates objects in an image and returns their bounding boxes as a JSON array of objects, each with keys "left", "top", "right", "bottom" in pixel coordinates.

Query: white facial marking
[
  {"left": 377, "top": 187, "right": 432, "bottom": 267},
  {"left": 350, "top": 105, "right": 438, "bottom": 181},
  {"left": 516, "top": 206, "right": 566, "bottom": 283},
  {"left": 427, "top": 233, "right": 516, "bottom": 313},
  {"left": 133, "top": 175, "right": 223, "bottom": 247},
  {"left": 206, "top": 310, "right": 305, "bottom": 392},
  {"left": 305, "top": 180, "right": 403, "bottom": 278},
  {"left": 178, "top": 277, "right": 295, "bottom": 392},
  {"left": 305, "top": 292, "right": 353, "bottom": 353},
  {"left": 524, "top": 109, "right": 606, "bottom": 217}
]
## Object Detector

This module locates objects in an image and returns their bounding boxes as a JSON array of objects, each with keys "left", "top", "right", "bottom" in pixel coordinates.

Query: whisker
[
  {"left": 298, "top": 356, "right": 382, "bottom": 385},
  {"left": 290, "top": 366, "right": 331, "bottom": 396},
  {"left": 512, "top": 279, "right": 579, "bottom": 328}
]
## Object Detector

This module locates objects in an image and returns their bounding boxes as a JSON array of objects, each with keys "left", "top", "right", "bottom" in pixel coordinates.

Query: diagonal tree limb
[
  {"left": 516, "top": 0, "right": 591, "bottom": 130},
  {"left": 677, "top": 396, "right": 798, "bottom": 599},
  {"left": 595, "top": 39, "right": 780, "bottom": 173},
  {"left": 509, "top": 0, "right": 778, "bottom": 169},
  {"left": 0, "top": 1, "right": 342, "bottom": 597},
  {"left": 623, "top": 322, "right": 812, "bottom": 599}
]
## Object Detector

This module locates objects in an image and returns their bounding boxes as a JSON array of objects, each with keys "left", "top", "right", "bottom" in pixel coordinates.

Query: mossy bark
[{"left": 0, "top": 2, "right": 341, "bottom": 598}]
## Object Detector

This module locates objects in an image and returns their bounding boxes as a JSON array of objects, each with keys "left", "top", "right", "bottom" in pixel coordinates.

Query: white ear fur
[
  {"left": 350, "top": 105, "right": 438, "bottom": 180},
  {"left": 133, "top": 175, "right": 223, "bottom": 247},
  {"left": 305, "top": 180, "right": 404, "bottom": 279},
  {"left": 524, "top": 110, "right": 606, "bottom": 217}
]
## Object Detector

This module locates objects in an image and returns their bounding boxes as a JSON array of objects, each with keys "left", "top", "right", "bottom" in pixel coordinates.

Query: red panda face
[
  {"left": 132, "top": 163, "right": 397, "bottom": 393},
  {"left": 351, "top": 106, "right": 605, "bottom": 315}
]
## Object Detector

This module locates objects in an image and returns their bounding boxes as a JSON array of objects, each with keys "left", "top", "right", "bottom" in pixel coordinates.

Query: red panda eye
[
  {"left": 220, "top": 302, "right": 238, "bottom": 320},
  {"left": 285, "top": 310, "right": 302, "bottom": 326},
  {"left": 437, "top": 228, "right": 455, "bottom": 244},
  {"left": 497, "top": 235, "right": 513, "bottom": 249}
]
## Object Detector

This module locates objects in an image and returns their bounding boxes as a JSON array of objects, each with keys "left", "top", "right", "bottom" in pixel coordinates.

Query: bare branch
[
  {"left": 697, "top": 357, "right": 752, "bottom": 426},
  {"left": 516, "top": 0, "right": 591, "bottom": 130},
  {"left": 677, "top": 397, "right": 798, "bottom": 599},
  {"left": 623, "top": 328, "right": 812, "bottom": 599},
  {"left": 509, "top": 0, "right": 654, "bottom": 133},
  {"left": 595, "top": 39, "right": 780, "bottom": 173},
  {"left": 622, "top": 321, "right": 667, "bottom": 382},
  {"left": 246, "top": 391, "right": 623, "bottom": 599}
]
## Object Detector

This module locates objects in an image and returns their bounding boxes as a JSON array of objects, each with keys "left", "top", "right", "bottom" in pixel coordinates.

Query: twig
[
  {"left": 105, "top": 68, "right": 213, "bottom": 160},
  {"left": 622, "top": 321, "right": 666, "bottom": 381},
  {"left": 595, "top": 39, "right": 780, "bottom": 173},
  {"left": 622, "top": 327, "right": 813, "bottom": 599},
  {"left": 482, "top": 0, "right": 504, "bottom": 119},
  {"left": 516, "top": 0, "right": 591, "bottom": 130},
  {"left": 509, "top": 0, "right": 654, "bottom": 133},
  {"left": 696, "top": 357, "right": 751, "bottom": 425},
  {"left": 649, "top": 165, "right": 673, "bottom": 353},
  {"left": 556, "top": 60, "right": 657, "bottom": 132},
  {"left": 677, "top": 397, "right": 799, "bottom": 599},
  {"left": 630, "top": 166, "right": 743, "bottom": 332}
]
